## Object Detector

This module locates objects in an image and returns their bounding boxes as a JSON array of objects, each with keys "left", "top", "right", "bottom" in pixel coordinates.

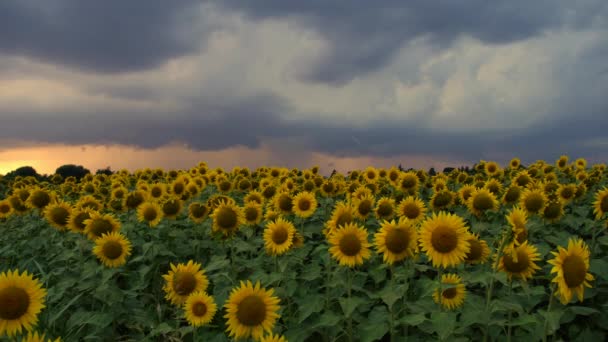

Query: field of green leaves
[{"left": 0, "top": 157, "right": 607, "bottom": 341}]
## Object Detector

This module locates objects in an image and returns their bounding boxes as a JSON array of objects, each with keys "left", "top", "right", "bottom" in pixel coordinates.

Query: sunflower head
[
  {"left": 243, "top": 201, "right": 263, "bottom": 225},
  {"left": 328, "top": 222, "right": 372, "bottom": 267},
  {"left": 161, "top": 196, "right": 183, "bottom": 219},
  {"left": 43, "top": 201, "right": 72, "bottom": 231},
  {"left": 92, "top": 232, "right": 132, "bottom": 268},
  {"left": 374, "top": 218, "right": 417, "bottom": 265},
  {"left": 375, "top": 197, "right": 396, "bottom": 220},
  {"left": 430, "top": 190, "right": 454, "bottom": 211},
  {"left": 592, "top": 187, "right": 608, "bottom": 220},
  {"left": 83, "top": 212, "right": 121, "bottom": 240},
  {"left": 273, "top": 192, "right": 293, "bottom": 215},
  {"left": 264, "top": 217, "right": 296, "bottom": 256},
  {"left": 543, "top": 201, "right": 564, "bottom": 223},
  {"left": 548, "top": 238, "right": 594, "bottom": 304},
  {"left": 211, "top": 200, "right": 244, "bottom": 238},
  {"left": 224, "top": 280, "right": 281, "bottom": 340},
  {"left": 0, "top": 200, "right": 13, "bottom": 219},
  {"left": 26, "top": 188, "right": 53, "bottom": 210},
  {"left": 184, "top": 291, "right": 217, "bottom": 327},
  {"left": 519, "top": 188, "right": 548, "bottom": 216},
  {"left": 464, "top": 234, "right": 490, "bottom": 264},
  {"left": 510, "top": 158, "right": 521, "bottom": 169},
  {"left": 397, "top": 196, "right": 427, "bottom": 223},
  {"left": 418, "top": 212, "right": 470, "bottom": 268},
  {"left": 292, "top": 191, "right": 318, "bottom": 218},
  {"left": 188, "top": 202, "right": 209, "bottom": 224},
  {"left": 0, "top": 269, "right": 47, "bottom": 337},
  {"left": 137, "top": 201, "right": 164, "bottom": 227},
  {"left": 466, "top": 188, "right": 499, "bottom": 217},
  {"left": 432, "top": 274, "right": 466, "bottom": 310},
  {"left": 497, "top": 241, "right": 541, "bottom": 281},
  {"left": 325, "top": 201, "right": 356, "bottom": 236},
  {"left": 162, "top": 260, "right": 209, "bottom": 306}
]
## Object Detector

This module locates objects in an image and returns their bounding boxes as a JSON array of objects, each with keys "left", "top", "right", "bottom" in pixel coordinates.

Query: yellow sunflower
[
  {"left": 466, "top": 188, "right": 499, "bottom": 217},
  {"left": 66, "top": 208, "right": 92, "bottom": 234},
  {"left": 188, "top": 202, "right": 209, "bottom": 224},
  {"left": 263, "top": 217, "right": 296, "bottom": 256},
  {"left": 351, "top": 186, "right": 373, "bottom": 201},
  {"left": 92, "top": 232, "right": 132, "bottom": 268},
  {"left": 556, "top": 184, "right": 577, "bottom": 204},
  {"left": 184, "top": 291, "right": 217, "bottom": 327},
  {"left": 375, "top": 197, "right": 396, "bottom": 221},
  {"left": 363, "top": 167, "right": 379, "bottom": 183},
  {"left": 497, "top": 242, "right": 541, "bottom": 281},
  {"left": 163, "top": 260, "right": 209, "bottom": 306},
  {"left": 374, "top": 218, "right": 417, "bottom": 265},
  {"left": 43, "top": 201, "right": 72, "bottom": 231},
  {"left": 418, "top": 212, "right": 470, "bottom": 268},
  {"left": 519, "top": 188, "right": 548, "bottom": 216},
  {"left": 506, "top": 206, "right": 528, "bottom": 246},
  {"left": 548, "top": 238, "right": 594, "bottom": 304},
  {"left": 324, "top": 201, "right": 356, "bottom": 236},
  {"left": 352, "top": 193, "right": 375, "bottom": 220},
  {"left": 244, "top": 190, "right": 265, "bottom": 205},
  {"left": 224, "top": 281, "right": 281, "bottom": 340},
  {"left": 137, "top": 201, "right": 163, "bottom": 227},
  {"left": 502, "top": 185, "right": 522, "bottom": 205},
  {"left": 160, "top": 196, "right": 183, "bottom": 219},
  {"left": 0, "top": 270, "right": 47, "bottom": 337},
  {"left": 430, "top": 190, "right": 454, "bottom": 211},
  {"left": 272, "top": 192, "right": 293, "bottom": 215},
  {"left": 464, "top": 233, "right": 490, "bottom": 264},
  {"left": 211, "top": 200, "right": 245, "bottom": 238},
  {"left": 83, "top": 212, "right": 121, "bottom": 241},
  {"left": 25, "top": 188, "right": 54, "bottom": 211},
  {"left": 542, "top": 200, "right": 564, "bottom": 223},
  {"left": 328, "top": 222, "right": 371, "bottom": 267},
  {"left": 592, "top": 187, "right": 608, "bottom": 220},
  {"left": 575, "top": 158, "right": 587, "bottom": 170},
  {"left": 556, "top": 155, "right": 569, "bottom": 170},
  {"left": 21, "top": 331, "right": 62, "bottom": 342},
  {"left": 484, "top": 161, "right": 501, "bottom": 177},
  {"left": 457, "top": 185, "right": 476, "bottom": 205},
  {"left": 260, "top": 333, "right": 287, "bottom": 342},
  {"left": 0, "top": 199, "right": 13, "bottom": 219},
  {"left": 509, "top": 158, "right": 521, "bottom": 169},
  {"left": 432, "top": 274, "right": 466, "bottom": 310},
  {"left": 292, "top": 191, "right": 318, "bottom": 218},
  {"left": 243, "top": 201, "right": 263, "bottom": 226}
]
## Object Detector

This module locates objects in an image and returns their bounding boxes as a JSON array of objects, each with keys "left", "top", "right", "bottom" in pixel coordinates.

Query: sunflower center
[
  {"left": 237, "top": 295, "right": 267, "bottom": 326},
  {"left": 245, "top": 207, "right": 259, "bottom": 221},
  {"left": 323, "top": 183, "right": 334, "bottom": 194},
  {"left": 339, "top": 233, "right": 362, "bottom": 256},
  {"left": 0, "top": 286, "right": 30, "bottom": 320},
  {"left": 262, "top": 186, "right": 276, "bottom": 199},
  {"left": 385, "top": 229, "right": 410, "bottom": 254},
  {"left": 151, "top": 187, "right": 163, "bottom": 198},
  {"left": 502, "top": 249, "right": 530, "bottom": 273},
  {"left": 601, "top": 196, "right": 608, "bottom": 213},
  {"left": 0, "top": 203, "right": 10, "bottom": 214},
  {"left": 219, "top": 181, "right": 231, "bottom": 192},
  {"left": 433, "top": 192, "right": 452, "bottom": 207},
  {"left": 377, "top": 202, "right": 393, "bottom": 217},
  {"left": 102, "top": 241, "right": 124, "bottom": 260},
  {"left": 173, "top": 272, "right": 197, "bottom": 296},
  {"left": 90, "top": 219, "right": 113, "bottom": 238},
  {"left": 465, "top": 239, "right": 482, "bottom": 261},
  {"left": 49, "top": 207, "right": 70, "bottom": 225},
  {"left": 504, "top": 188, "right": 521, "bottom": 203},
  {"left": 190, "top": 204, "right": 207, "bottom": 218},
  {"left": 442, "top": 287, "right": 457, "bottom": 299},
  {"left": 73, "top": 212, "right": 91, "bottom": 231},
  {"left": 30, "top": 191, "right": 51, "bottom": 208},
  {"left": 278, "top": 195, "right": 293, "bottom": 212},
  {"left": 516, "top": 176, "right": 531, "bottom": 187},
  {"left": 216, "top": 207, "right": 237, "bottom": 229},
  {"left": 561, "top": 187, "right": 574, "bottom": 199},
  {"left": 173, "top": 183, "right": 185, "bottom": 194},
  {"left": 543, "top": 202, "right": 562, "bottom": 219},
  {"left": 192, "top": 301, "right": 207, "bottom": 317},
  {"left": 126, "top": 193, "right": 144, "bottom": 209},
  {"left": 357, "top": 200, "right": 372, "bottom": 216},
  {"left": 473, "top": 193, "right": 493, "bottom": 211},
  {"left": 562, "top": 255, "right": 587, "bottom": 288},
  {"left": 163, "top": 201, "right": 180, "bottom": 216},
  {"left": 430, "top": 225, "right": 458, "bottom": 253},
  {"left": 298, "top": 199, "right": 311, "bottom": 211},
  {"left": 143, "top": 207, "right": 158, "bottom": 221},
  {"left": 401, "top": 177, "right": 416, "bottom": 189},
  {"left": 524, "top": 194, "right": 544, "bottom": 213},
  {"left": 272, "top": 226, "right": 289, "bottom": 244}
]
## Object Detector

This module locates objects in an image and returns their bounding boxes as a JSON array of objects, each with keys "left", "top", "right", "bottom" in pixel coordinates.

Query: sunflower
[
  {"left": 25, "top": 188, "right": 53, "bottom": 210},
  {"left": 484, "top": 178, "right": 503, "bottom": 196},
  {"left": 418, "top": 212, "right": 470, "bottom": 269},
  {"left": 548, "top": 238, "right": 594, "bottom": 304},
  {"left": 457, "top": 185, "right": 475, "bottom": 205},
  {"left": 21, "top": 331, "right": 62, "bottom": 342},
  {"left": 260, "top": 333, "right": 287, "bottom": 342},
  {"left": 556, "top": 155, "right": 569, "bottom": 170},
  {"left": 506, "top": 206, "right": 528, "bottom": 246},
  {"left": 92, "top": 232, "right": 132, "bottom": 268},
  {"left": 0, "top": 270, "right": 47, "bottom": 337},
  {"left": 509, "top": 158, "right": 521, "bottom": 169},
  {"left": 272, "top": 192, "right": 293, "bottom": 215},
  {"left": 188, "top": 202, "right": 209, "bottom": 224},
  {"left": 464, "top": 234, "right": 490, "bottom": 264},
  {"left": 224, "top": 280, "right": 281, "bottom": 340},
  {"left": 324, "top": 201, "right": 356, "bottom": 236},
  {"left": 160, "top": 196, "right": 182, "bottom": 219},
  {"left": 328, "top": 222, "right": 371, "bottom": 267},
  {"left": 502, "top": 185, "right": 522, "bottom": 205},
  {"left": 430, "top": 190, "right": 454, "bottom": 211},
  {"left": 292, "top": 191, "right": 318, "bottom": 218},
  {"left": 575, "top": 158, "right": 587, "bottom": 170},
  {"left": 83, "top": 212, "right": 121, "bottom": 240},
  {"left": 148, "top": 183, "right": 166, "bottom": 200},
  {"left": 592, "top": 187, "right": 608, "bottom": 220},
  {"left": 519, "top": 188, "right": 548, "bottom": 216},
  {"left": 432, "top": 274, "right": 466, "bottom": 310},
  {"left": 207, "top": 194, "right": 236, "bottom": 210},
  {"left": 466, "top": 188, "right": 498, "bottom": 217},
  {"left": 243, "top": 201, "right": 263, "bottom": 226},
  {"left": 484, "top": 161, "right": 501, "bottom": 177},
  {"left": 136, "top": 201, "right": 163, "bottom": 227},
  {"left": 211, "top": 200, "right": 245, "bottom": 238},
  {"left": 351, "top": 186, "right": 373, "bottom": 201},
  {"left": 244, "top": 190, "right": 264, "bottom": 205},
  {"left": 375, "top": 197, "right": 396, "bottom": 221},
  {"left": 497, "top": 242, "right": 541, "bottom": 281},
  {"left": 163, "top": 260, "right": 209, "bottom": 306},
  {"left": 543, "top": 200, "right": 564, "bottom": 223},
  {"left": 264, "top": 217, "right": 296, "bottom": 256},
  {"left": 184, "top": 291, "right": 217, "bottom": 327},
  {"left": 363, "top": 167, "right": 379, "bottom": 183},
  {"left": 352, "top": 193, "right": 375, "bottom": 220},
  {"left": 40, "top": 201, "right": 70, "bottom": 231},
  {"left": 320, "top": 180, "right": 337, "bottom": 197},
  {"left": 374, "top": 218, "right": 417, "bottom": 265},
  {"left": 513, "top": 171, "right": 532, "bottom": 188},
  {"left": 0, "top": 200, "right": 13, "bottom": 219}
]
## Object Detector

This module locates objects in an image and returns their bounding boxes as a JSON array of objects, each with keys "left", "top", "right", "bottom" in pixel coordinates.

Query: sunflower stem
[
  {"left": 389, "top": 265, "right": 396, "bottom": 342},
  {"left": 543, "top": 283, "right": 557, "bottom": 342},
  {"left": 347, "top": 268, "right": 354, "bottom": 342},
  {"left": 483, "top": 233, "right": 509, "bottom": 342},
  {"left": 507, "top": 280, "right": 513, "bottom": 342}
]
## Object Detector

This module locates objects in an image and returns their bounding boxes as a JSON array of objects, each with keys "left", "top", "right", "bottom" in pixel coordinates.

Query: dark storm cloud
[
  {"left": 0, "top": 0, "right": 203, "bottom": 73},
  {"left": 210, "top": 0, "right": 606, "bottom": 85}
]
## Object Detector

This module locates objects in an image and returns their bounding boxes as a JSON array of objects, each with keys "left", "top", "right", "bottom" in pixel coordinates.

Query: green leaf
[
  {"left": 297, "top": 295, "right": 325, "bottom": 323},
  {"left": 205, "top": 255, "right": 230, "bottom": 273},
  {"left": 314, "top": 311, "right": 341, "bottom": 328},
  {"left": 339, "top": 296, "right": 366, "bottom": 317},
  {"left": 377, "top": 284, "right": 407, "bottom": 308},
  {"left": 49, "top": 292, "right": 85, "bottom": 326},
  {"left": 149, "top": 322, "right": 174, "bottom": 337},
  {"left": 399, "top": 313, "right": 427, "bottom": 326},
  {"left": 568, "top": 306, "right": 600, "bottom": 316},
  {"left": 491, "top": 300, "right": 524, "bottom": 314},
  {"left": 359, "top": 306, "right": 390, "bottom": 342},
  {"left": 542, "top": 309, "right": 564, "bottom": 334},
  {"left": 299, "top": 263, "right": 322, "bottom": 281},
  {"left": 431, "top": 311, "right": 456, "bottom": 340}
]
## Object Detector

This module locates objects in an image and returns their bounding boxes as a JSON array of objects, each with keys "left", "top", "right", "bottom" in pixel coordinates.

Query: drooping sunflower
[
  {"left": 188, "top": 202, "right": 209, "bottom": 224},
  {"left": 263, "top": 217, "right": 296, "bottom": 256},
  {"left": 592, "top": 187, "right": 608, "bottom": 220},
  {"left": 430, "top": 190, "right": 454, "bottom": 211},
  {"left": 0, "top": 269, "right": 47, "bottom": 337},
  {"left": 506, "top": 206, "right": 528, "bottom": 246},
  {"left": 184, "top": 291, "right": 217, "bottom": 327},
  {"left": 243, "top": 201, "right": 263, "bottom": 226},
  {"left": 324, "top": 201, "right": 356, "bottom": 236},
  {"left": 418, "top": 212, "right": 470, "bottom": 269},
  {"left": 542, "top": 200, "right": 564, "bottom": 223},
  {"left": 83, "top": 212, "right": 121, "bottom": 240},
  {"left": 163, "top": 260, "right": 209, "bottom": 306},
  {"left": 519, "top": 188, "right": 548, "bottom": 216},
  {"left": 42, "top": 201, "right": 72, "bottom": 231},
  {"left": 260, "top": 333, "right": 287, "bottom": 342},
  {"left": 466, "top": 188, "right": 499, "bottom": 217},
  {"left": 497, "top": 241, "right": 541, "bottom": 281},
  {"left": 464, "top": 233, "right": 490, "bottom": 264},
  {"left": 374, "top": 218, "right": 417, "bottom": 265},
  {"left": 210, "top": 200, "right": 245, "bottom": 238},
  {"left": 92, "top": 232, "right": 132, "bottom": 268},
  {"left": 432, "top": 274, "right": 466, "bottom": 310},
  {"left": 224, "top": 280, "right": 281, "bottom": 340},
  {"left": 292, "top": 191, "right": 318, "bottom": 218},
  {"left": 548, "top": 238, "right": 594, "bottom": 304},
  {"left": 328, "top": 222, "right": 371, "bottom": 267},
  {"left": 136, "top": 201, "right": 163, "bottom": 227}
]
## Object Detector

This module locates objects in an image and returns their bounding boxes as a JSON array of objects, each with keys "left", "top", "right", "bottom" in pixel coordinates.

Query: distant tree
[
  {"left": 4, "top": 166, "right": 39, "bottom": 178},
  {"left": 96, "top": 167, "right": 114, "bottom": 176},
  {"left": 443, "top": 167, "right": 455, "bottom": 174},
  {"left": 428, "top": 167, "right": 436, "bottom": 176},
  {"left": 398, "top": 164, "right": 404, "bottom": 172},
  {"left": 55, "top": 164, "right": 91, "bottom": 180}
]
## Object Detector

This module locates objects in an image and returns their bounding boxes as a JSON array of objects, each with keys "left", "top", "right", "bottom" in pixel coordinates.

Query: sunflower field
[{"left": 1, "top": 157, "right": 607, "bottom": 341}]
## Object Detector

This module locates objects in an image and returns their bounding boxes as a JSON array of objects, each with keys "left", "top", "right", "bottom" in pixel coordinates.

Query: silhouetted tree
[
  {"left": 55, "top": 164, "right": 91, "bottom": 180},
  {"left": 428, "top": 167, "right": 436, "bottom": 176},
  {"left": 443, "top": 167, "right": 455, "bottom": 174},
  {"left": 4, "top": 166, "right": 39, "bottom": 178},
  {"left": 96, "top": 167, "right": 113, "bottom": 176}
]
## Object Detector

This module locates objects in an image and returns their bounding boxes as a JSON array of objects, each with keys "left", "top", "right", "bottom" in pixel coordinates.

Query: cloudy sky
[{"left": 1, "top": 0, "right": 607, "bottom": 175}]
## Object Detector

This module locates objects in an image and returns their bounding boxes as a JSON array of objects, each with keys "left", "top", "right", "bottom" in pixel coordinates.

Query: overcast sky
[{"left": 1, "top": 0, "right": 607, "bottom": 174}]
